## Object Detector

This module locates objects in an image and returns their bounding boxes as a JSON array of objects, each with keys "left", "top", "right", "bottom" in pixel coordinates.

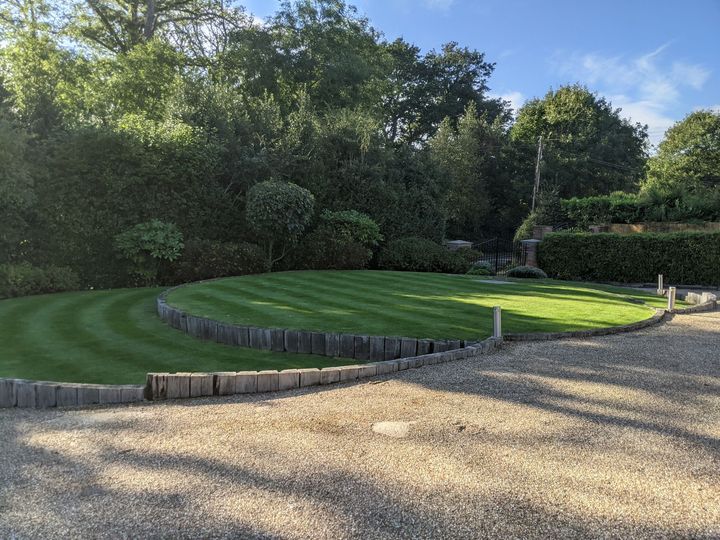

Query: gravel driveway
[{"left": 1, "top": 311, "right": 718, "bottom": 539}]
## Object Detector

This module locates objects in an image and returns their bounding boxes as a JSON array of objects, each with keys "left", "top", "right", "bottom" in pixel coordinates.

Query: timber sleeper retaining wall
[
  {"left": 505, "top": 308, "right": 668, "bottom": 342},
  {"left": 0, "top": 338, "right": 503, "bottom": 409},
  {"left": 156, "top": 291, "right": 471, "bottom": 360},
  {"left": 0, "top": 379, "right": 145, "bottom": 409},
  {"left": 143, "top": 337, "right": 504, "bottom": 401}
]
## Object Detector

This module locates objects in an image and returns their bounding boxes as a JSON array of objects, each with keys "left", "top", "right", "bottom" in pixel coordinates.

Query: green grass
[
  {"left": 0, "top": 287, "right": 357, "bottom": 385},
  {"left": 0, "top": 270, "right": 674, "bottom": 385},
  {"left": 167, "top": 270, "right": 670, "bottom": 341}
]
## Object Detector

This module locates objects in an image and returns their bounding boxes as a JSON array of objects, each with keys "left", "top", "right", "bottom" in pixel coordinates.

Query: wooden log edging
[
  {"left": 0, "top": 379, "right": 145, "bottom": 409},
  {"left": 144, "top": 336, "right": 504, "bottom": 401},
  {"left": 670, "top": 300, "right": 717, "bottom": 314},
  {"left": 504, "top": 308, "right": 667, "bottom": 342},
  {"left": 156, "top": 288, "right": 474, "bottom": 360}
]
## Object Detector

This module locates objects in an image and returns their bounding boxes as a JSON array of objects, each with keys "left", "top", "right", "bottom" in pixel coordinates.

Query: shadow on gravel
[{"left": 0, "top": 417, "right": 705, "bottom": 539}]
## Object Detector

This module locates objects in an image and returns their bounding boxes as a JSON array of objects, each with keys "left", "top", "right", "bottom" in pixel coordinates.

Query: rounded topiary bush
[
  {"left": 466, "top": 262, "right": 494, "bottom": 276},
  {"left": 506, "top": 265, "right": 548, "bottom": 279}
]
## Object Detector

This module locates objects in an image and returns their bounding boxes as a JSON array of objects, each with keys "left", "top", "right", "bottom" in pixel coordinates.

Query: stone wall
[{"left": 156, "top": 291, "right": 470, "bottom": 360}]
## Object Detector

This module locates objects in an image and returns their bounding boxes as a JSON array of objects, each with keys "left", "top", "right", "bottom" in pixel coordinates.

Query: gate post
[{"left": 521, "top": 239, "right": 541, "bottom": 268}]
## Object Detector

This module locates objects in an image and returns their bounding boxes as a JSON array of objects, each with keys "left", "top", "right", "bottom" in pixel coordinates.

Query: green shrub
[
  {"left": 467, "top": 262, "right": 493, "bottom": 276},
  {"left": 115, "top": 220, "right": 184, "bottom": 286},
  {"left": 293, "top": 209, "right": 382, "bottom": 270},
  {"left": 246, "top": 181, "right": 315, "bottom": 269},
  {"left": 562, "top": 188, "right": 720, "bottom": 226},
  {"left": 0, "top": 263, "right": 80, "bottom": 298},
  {"left": 539, "top": 231, "right": 720, "bottom": 285},
  {"left": 168, "top": 240, "right": 269, "bottom": 283},
  {"left": 506, "top": 265, "right": 548, "bottom": 279},
  {"left": 377, "top": 237, "right": 470, "bottom": 274}
]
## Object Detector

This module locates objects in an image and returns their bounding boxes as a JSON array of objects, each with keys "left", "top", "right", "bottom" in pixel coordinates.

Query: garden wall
[
  {"left": 157, "top": 291, "right": 471, "bottom": 361},
  {"left": 144, "top": 337, "right": 503, "bottom": 401},
  {"left": 0, "top": 337, "right": 504, "bottom": 408},
  {"left": 0, "top": 379, "right": 145, "bottom": 408},
  {"left": 539, "top": 231, "right": 720, "bottom": 286}
]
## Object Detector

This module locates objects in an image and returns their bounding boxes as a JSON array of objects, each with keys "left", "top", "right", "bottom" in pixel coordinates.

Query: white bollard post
[
  {"left": 667, "top": 286, "right": 676, "bottom": 311},
  {"left": 492, "top": 306, "right": 502, "bottom": 338},
  {"left": 657, "top": 274, "right": 664, "bottom": 296}
]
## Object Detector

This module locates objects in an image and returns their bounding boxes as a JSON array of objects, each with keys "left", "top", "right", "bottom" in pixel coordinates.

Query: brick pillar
[
  {"left": 532, "top": 225, "right": 553, "bottom": 240},
  {"left": 521, "top": 239, "right": 541, "bottom": 268}
]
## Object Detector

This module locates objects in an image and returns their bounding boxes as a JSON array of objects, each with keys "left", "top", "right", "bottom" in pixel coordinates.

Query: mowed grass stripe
[
  {"left": 0, "top": 288, "right": 358, "bottom": 384},
  {"left": 192, "top": 272, "right": 483, "bottom": 338},
  {"left": 272, "top": 272, "right": 489, "bottom": 335},
  {"left": 167, "top": 271, "right": 657, "bottom": 339}
]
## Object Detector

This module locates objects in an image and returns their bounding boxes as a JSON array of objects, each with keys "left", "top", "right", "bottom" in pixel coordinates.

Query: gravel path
[{"left": 1, "top": 311, "right": 718, "bottom": 539}]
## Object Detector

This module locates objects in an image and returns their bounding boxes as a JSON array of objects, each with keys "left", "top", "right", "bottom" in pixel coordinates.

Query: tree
[
  {"left": 245, "top": 180, "right": 315, "bottom": 268},
  {"left": 511, "top": 85, "right": 648, "bottom": 199},
  {"left": 67, "top": 0, "right": 249, "bottom": 64},
  {"left": 381, "top": 39, "right": 507, "bottom": 144},
  {"left": 221, "top": 0, "right": 386, "bottom": 112},
  {"left": 430, "top": 103, "right": 525, "bottom": 238},
  {"left": 643, "top": 110, "right": 720, "bottom": 193},
  {"left": 0, "top": 0, "right": 70, "bottom": 134}
]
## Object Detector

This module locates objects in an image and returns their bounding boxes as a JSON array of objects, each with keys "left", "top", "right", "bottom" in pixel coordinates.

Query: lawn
[
  {"left": 167, "top": 270, "right": 669, "bottom": 341},
  {"left": 0, "top": 271, "right": 671, "bottom": 385},
  {"left": 0, "top": 287, "right": 356, "bottom": 385}
]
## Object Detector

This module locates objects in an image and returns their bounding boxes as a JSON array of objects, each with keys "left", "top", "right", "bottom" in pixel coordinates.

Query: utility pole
[{"left": 531, "top": 135, "right": 543, "bottom": 212}]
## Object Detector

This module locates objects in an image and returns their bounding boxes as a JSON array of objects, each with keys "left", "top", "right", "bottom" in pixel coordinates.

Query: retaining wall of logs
[
  {"left": 144, "top": 337, "right": 504, "bottom": 401},
  {"left": 156, "top": 290, "right": 474, "bottom": 360},
  {"left": 0, "top": 379, "right": 145, "bottom": 409}
]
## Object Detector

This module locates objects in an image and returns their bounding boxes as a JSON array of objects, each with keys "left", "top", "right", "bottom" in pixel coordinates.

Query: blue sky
[{"left": 242, "top": 0, "right": 720, "bottom": 147}]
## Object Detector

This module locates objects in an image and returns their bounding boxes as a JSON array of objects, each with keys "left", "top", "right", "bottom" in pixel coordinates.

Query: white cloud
[{"left": 552, "top": 44, "right": 710, "bottom": 147}]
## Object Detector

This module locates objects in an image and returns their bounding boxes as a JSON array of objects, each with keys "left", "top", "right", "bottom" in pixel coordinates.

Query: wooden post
[
  {"left": 667, "top": 286, "right": 677, "bottom": 311},
  {"left": 492, "top": 306, "right": 502, "bottom": 338},
  {"left": 657, "top": 274, "right": 664, "bottom": 296}
]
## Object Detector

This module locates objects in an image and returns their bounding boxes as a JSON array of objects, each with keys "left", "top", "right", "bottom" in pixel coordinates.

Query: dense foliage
[
  {"left": 540, "top": 232, "right": 720, "bottom": 285},
  {"left": 115, "top": 220, "right": 184, "bottom": 286},
  {"left": 291, "top": 210, "right": 382, "bottom": 270},
  {"left": 10, "top": 0, "right": 719, "bottom": 292},
  {"left": 511, "top": 85, "right": 648, "bottom": 198},
  {"left": 168, "top": 240, "right": 269, "bottom": 283},
  {"left": 377, "top": 237, "right": 477, "bottom": 274},
  {"left": 562, "top": 189, "right": 720, "bottom": 226},
  {"left": 644, "top": 110, "right": 720, "bottom": 194},
  {"left": 0, "top": 263, "right": 79, "bottom": 298}
]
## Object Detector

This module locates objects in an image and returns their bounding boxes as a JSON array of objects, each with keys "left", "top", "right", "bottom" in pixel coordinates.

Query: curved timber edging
[
  {"left": 0, "top": 379, "right": 145, "bottom": 409},
  {"left": 0, "top": 337, "right": 503, "bottom": 409},
  {"left": 156, "top": 287, "right": 472, "bottom": 361},
  {"left": 504, "top": 308, "right": 667, "bottom": 342},
  {"left": 144, "top": 337, "right": 504, "bottom": 401}
]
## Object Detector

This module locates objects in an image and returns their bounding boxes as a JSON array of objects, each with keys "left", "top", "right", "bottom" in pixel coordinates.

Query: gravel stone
[{"left": 1, "top": 311, "right": 718, "bottom": 539}]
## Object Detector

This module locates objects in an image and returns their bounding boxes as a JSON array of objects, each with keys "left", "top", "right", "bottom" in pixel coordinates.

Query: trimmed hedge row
[{"left": 539, "top": 232, "right": 720, "bottom": 285}]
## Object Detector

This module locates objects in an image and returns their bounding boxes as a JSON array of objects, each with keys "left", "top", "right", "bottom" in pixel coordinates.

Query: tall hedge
[{"left": 539, "top": 232, "right": 720, "bottom": 285}]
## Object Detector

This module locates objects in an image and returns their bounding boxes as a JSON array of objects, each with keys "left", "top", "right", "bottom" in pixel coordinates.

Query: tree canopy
[
  {"left": 511, "top": 85, "right": 648, "bottom": 198},
  {"left": 643, "top": 110, "right": 720, "bottom": 193},
  {"left": 4, "top": 0, "right": 710, "bottom": 289}
]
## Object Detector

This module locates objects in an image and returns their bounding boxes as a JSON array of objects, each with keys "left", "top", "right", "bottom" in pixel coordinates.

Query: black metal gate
[{"left": 472, "top": 238, "right": 525, "bottom": 275}]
